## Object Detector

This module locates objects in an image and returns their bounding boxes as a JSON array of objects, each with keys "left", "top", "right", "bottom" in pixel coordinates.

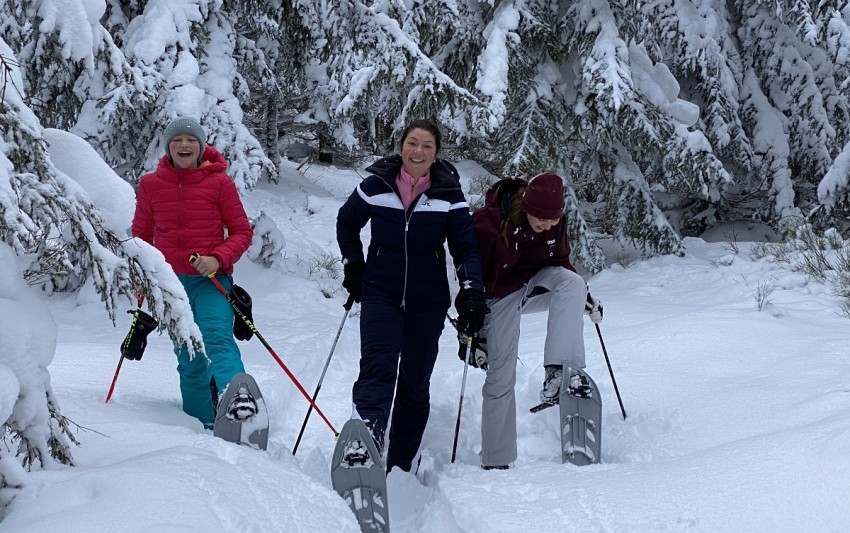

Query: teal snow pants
[{"left": 174, "top": 274, "right": 245, "bottom": 428}]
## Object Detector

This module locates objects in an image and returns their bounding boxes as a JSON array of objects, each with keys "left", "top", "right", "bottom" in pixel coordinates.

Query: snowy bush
[
  {"left": 1, "top": 38, "right": 203, "bottom": 518},
  {"left": 752, "top": 221, "right": 850, "bottom": 317},
  {"left": 247, "top": 211, "right": 286, "bottom": 268},
  {"left": 0, "top": 243, "right": 77, "bottom": 516}
]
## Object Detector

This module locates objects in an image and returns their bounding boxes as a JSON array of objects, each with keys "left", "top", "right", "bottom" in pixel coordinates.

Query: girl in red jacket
[
  {"left": 132, "top": 117, "right": 253, "bottom": 429},
  {"left": 471, "top": 173, "right": 602, "bottom": 469}
]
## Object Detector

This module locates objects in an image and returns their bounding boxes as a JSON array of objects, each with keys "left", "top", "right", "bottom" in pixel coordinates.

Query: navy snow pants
[{"left": 352, "top": 298, "right": 448, "bottom": 473}]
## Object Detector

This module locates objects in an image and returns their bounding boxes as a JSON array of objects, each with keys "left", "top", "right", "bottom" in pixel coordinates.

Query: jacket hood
[{"left": 482, "top": 177, "right": 529, "bottom": 221}]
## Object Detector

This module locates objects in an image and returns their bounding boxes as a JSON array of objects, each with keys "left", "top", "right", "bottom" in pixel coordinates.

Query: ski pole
[
  {"left": 595, "top": 323, "right": 626, "bottom": 420},
  {"left": 451, "top": 333, "right": 473, "bottom": 463},
  {"left": 190, "top": 255, "right": 338, "bottom": 436},
  {"left": 105, "top": 295, "right": 144, "bottom": 403},
  {"left": 292, "top": 294, "right": 354, "bottom": 456}
]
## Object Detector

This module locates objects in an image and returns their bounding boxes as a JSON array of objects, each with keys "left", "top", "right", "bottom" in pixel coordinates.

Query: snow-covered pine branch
[
  {"left": 611, "top": 148, "right": 685, "bottom": 256},
  {"left": 1, "top": 40, "right": 203, "bottom": 502},
  {"left": 294, "top": 0, "right": 493, "bottom": 152}
]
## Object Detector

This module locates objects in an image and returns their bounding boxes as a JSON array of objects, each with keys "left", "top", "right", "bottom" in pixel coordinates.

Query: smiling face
[
  {"left": 526, "top": 213, "right": 561, "bottom": 233},
  {"left": 400, "top": 128, "right": 437, "bottom": 178},
  {"left": 168, "top": 134, "right": 202, "bottom": 169}
]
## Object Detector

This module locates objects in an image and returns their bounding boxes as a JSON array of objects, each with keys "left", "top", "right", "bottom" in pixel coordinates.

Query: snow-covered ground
[{"left": 3, "top": 160, "right": 850, "bottom": 532}]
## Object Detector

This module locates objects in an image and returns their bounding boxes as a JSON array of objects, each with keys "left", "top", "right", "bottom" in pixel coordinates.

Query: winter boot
[
  {"left": 224, "top": 384, "right": 259, "bottom": 421},
  {"left": 211, "top": 380, "right": 259, "bottom": 422},
  {"left": 342, "top": 438, "right": 372, "bottom": 467},
  {"left": 343, "top": 421, "right": 382, "bottom": 466},
  {"left": 540, "top": 365, "right": 563, "bottom": 403}
]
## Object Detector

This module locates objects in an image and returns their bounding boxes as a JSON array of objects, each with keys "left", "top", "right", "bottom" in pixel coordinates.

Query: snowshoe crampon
[{"left": 331, "top": 419, "right": 389, "bottom": 532}]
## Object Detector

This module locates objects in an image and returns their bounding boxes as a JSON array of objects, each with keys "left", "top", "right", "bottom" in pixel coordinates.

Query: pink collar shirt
[{"left": 396, "top": 167, "right": 431, "bottom": 212}]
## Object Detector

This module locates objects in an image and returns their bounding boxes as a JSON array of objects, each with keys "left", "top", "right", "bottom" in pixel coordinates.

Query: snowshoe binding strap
[{"left": 226, "top": 385, "right": 258, "bottom": 421}]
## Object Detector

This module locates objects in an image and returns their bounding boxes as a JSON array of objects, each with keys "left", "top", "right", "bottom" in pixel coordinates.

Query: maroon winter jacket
[
  {"left": 472, "top": 178, "right": 574, "bottom": 298},
  {"left": 132, "top": 146, "right": 252, "bottom": 275}
]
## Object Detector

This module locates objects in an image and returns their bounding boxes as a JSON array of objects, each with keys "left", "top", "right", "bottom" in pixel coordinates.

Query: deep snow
[{"left": 3, "top": 160, "right": 850, "bottom": 532}]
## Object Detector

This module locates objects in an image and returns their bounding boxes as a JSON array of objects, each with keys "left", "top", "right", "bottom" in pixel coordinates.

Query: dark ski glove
[
  {"left": 121, "top": 308, "right": 158, "bottom": 361},
  {"left": 585, "top": 292, "right": 603, "bottom": 323},
  {"left": 342, "top": 261, "right": 366, "bottom": 303},
  {"left": 230, "top": 284, "right": 254, "bottom": 341},
  {"left": 458, "top": 334, "right": 489, "bottom": 370},
  {"left": 455, "top": 288, "right": 488, "bottom": 335}
]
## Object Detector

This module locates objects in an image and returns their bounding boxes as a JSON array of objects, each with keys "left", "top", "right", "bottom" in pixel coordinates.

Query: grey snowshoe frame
[
  {"left": 331, "top": 419, "right": 390, "bottom": 533},
  {"left": 560, "top": 367, "right": 602, "bottom": 465},
  {"left": 213, "top": 372, "right": 269, "bottom": 450}
]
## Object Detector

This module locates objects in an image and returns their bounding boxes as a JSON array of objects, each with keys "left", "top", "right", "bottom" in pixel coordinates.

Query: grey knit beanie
[{"left": 163, "top": 117, "right": 206, "bottom": 152}]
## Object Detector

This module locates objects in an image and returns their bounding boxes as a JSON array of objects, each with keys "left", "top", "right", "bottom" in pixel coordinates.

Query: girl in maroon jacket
[
  {"left": 132, "top": 117, "right": 253, "bottom": 430},
  {"left": 471, "top": 173, "right": 602, "bottom": 469}
]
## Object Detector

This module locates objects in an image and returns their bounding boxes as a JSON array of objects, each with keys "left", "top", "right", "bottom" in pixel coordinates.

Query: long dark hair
[
  {"left": 398, "top": 119, "right": 442, "bottom": 153},
  {"left": 502, "top": 185, "right": 527, "bottom": 245}
]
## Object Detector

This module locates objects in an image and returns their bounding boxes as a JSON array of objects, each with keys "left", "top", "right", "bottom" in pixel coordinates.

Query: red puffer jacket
[
  {"left": 472, "top": 178, "right": 574, "bottom": 298},
  {"left": 132, "top": 146, "right": 252, "bottom": 275}
]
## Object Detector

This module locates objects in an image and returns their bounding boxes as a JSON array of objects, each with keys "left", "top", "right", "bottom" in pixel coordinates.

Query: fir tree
[
  {"left": 74, "top": 0, "right": 275, "bottom": 190},
  {"left": 1, "top": 36, "right": 202, "bottom": 504},
  {"left": 227, "top": 0, "right": 289, "bottom": 179},
  {"left": 0, "top": 41, "right": 76, "bottom": 508},
  {"left": 735, "top": 0, "right": 835, "bottom": 209},
  {"left": 6, "top": 0, "right": 850, "bottom": 278},
  {"left": 292, "top": 0, "right": 492, "bottom": 153}
]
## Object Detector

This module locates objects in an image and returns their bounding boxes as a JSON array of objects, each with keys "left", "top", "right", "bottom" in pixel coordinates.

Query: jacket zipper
[
  {"left": 177, "top": 170, "right": 186, "bottom": 263},
  {"left": 400, "top": 195, "right": 423, "bottom": 309}
]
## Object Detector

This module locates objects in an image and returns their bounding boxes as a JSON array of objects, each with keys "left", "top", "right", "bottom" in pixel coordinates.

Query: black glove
[
  {"left": 342, "top": 261, "right": 365, "bottom": 303},
  {"left": 458, "top": 334, "right": 489, "bottom": 370},
  {"left": 585, "top": 292, "right": 603, "bottom": 323},
  {"left": 121, "top": 309, "right": 158, "bottom": 361},
  {"left": 454, "top": 288, "right": 488, "bottom": 335},
  {"left": 230, "top": 284, "right": 254, "bottom": 341}
]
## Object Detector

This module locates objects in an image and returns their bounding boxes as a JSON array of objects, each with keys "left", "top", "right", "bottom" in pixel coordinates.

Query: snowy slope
[{"left": 3, "top": 161, "right": 850, "bottom": 533}]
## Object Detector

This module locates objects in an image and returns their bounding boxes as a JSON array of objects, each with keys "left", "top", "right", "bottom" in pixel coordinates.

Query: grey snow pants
[{"left": 479, "top": 266, "right": 587, "bottom": 467}]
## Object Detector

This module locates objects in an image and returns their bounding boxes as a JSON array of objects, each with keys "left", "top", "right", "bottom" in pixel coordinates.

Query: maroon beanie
[{"left": 521, "top": 173, "right": 565, "bottom": 219}]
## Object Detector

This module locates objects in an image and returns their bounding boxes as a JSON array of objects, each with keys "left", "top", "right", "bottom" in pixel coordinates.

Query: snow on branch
[{"left": 612, "top": 149, "right": 684, "bottom": 255}]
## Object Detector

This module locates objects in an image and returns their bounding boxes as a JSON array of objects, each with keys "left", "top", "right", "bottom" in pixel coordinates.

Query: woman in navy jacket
[{"left": 337, "top": 119, "right": 486, "bottom": 473}]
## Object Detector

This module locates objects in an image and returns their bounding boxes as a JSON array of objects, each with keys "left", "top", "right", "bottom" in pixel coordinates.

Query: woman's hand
[{"left": 191, "top": 255, "right": 220, "bottom": 277}]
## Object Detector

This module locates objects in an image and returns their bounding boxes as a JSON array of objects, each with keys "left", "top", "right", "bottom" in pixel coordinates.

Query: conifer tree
[
  {"left": 227, "top": 0, "right": 289, "bottom": 178},
  {"left": 7, "top": 0, "right": 850, "bottom": 275},
  {"left": 1, "top": 34, "right": 202, "bottom": 500},
  {"left": 0, "top": 41, "right": 78, "bottom": 504},
  {"left": 73, "top": 0, "right": 275, "bottom": 190},
  {"left": 0, "top": 0, "right": 125, "bottom": 131},
  {"left": 291, "top": 0, "right": 492, "bottom": 153}
]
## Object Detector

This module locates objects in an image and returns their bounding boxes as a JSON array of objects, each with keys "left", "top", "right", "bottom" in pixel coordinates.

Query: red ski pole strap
[{"left": 106, "top": 295, "right": 148, "bottom": 403}]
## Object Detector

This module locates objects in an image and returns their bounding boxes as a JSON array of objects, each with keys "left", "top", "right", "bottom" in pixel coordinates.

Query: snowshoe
[
  {"left": 213, "top": 373, "right": 269, "bottom": 450},
  {"left": 559, "top": 367, "right": 602, "bottom": 465},
  {"left": 331, "top": 419, "right": 389, "bottom": 532}
]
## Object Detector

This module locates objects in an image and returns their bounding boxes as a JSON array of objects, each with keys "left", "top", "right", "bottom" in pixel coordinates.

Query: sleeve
[
  {"left": 445, "top": 193, "right": 484, "bottom": 293},
  {"left": 472, "top": 211, "right": 499, "bottom": 293},
  {"left": 336, "top": 183, "right": 372, "bottom": 264},
  {"left": 211, "top": 176, "right": 253, "bottom": 271},
  {"left": 131, "top": 179, "right": 155, "bottom": 244}
]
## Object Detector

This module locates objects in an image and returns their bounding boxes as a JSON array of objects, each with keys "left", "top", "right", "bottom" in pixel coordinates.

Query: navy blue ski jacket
[{"left": 337, "top": 155, "right": 484, "bottom": 308}]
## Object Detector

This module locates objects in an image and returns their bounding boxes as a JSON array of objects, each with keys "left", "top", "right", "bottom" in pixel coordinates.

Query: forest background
[{"left": 3, "top": 0, "right": 850, "bottom": 518}]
